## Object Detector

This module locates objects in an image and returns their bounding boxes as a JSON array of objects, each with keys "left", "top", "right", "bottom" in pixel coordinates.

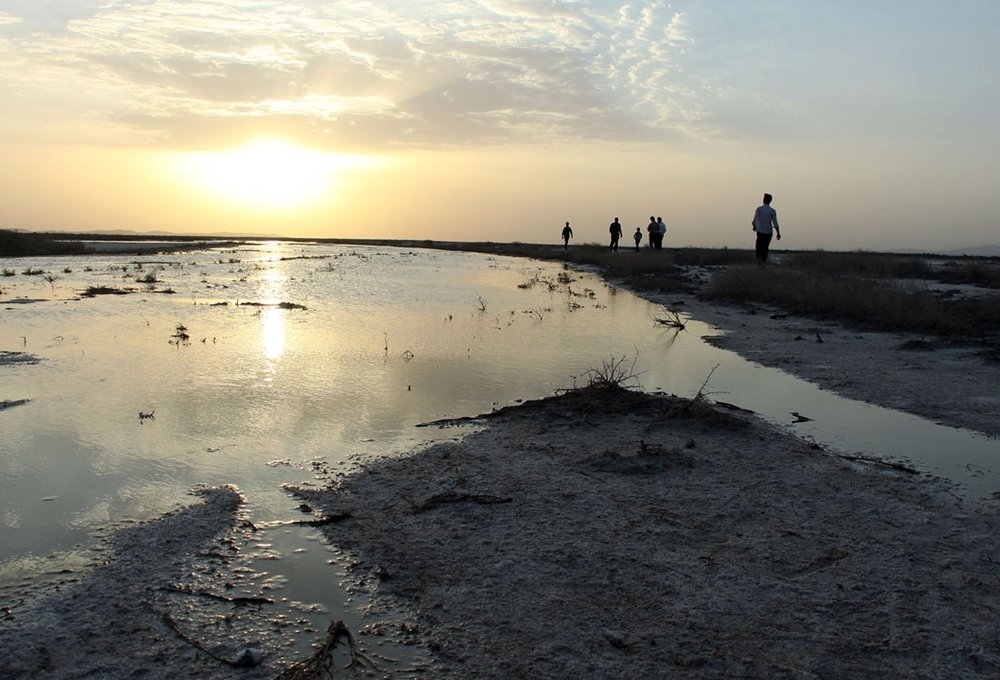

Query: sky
[{"left": 1, "top": 1, "right": 998, "bottom": 252}]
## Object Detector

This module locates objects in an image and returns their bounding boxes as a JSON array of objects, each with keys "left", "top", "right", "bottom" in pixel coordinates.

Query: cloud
[
  {"left": 6, "top": 0, "right": 996, "bottom": 154},
  {"left": 0, "top": 0, "right": 715, "bottom": 150}
]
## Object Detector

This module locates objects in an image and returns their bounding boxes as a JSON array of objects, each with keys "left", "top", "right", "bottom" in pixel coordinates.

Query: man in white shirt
[{"left": 751, "top": 193, "right": 781, "bottom": 264}]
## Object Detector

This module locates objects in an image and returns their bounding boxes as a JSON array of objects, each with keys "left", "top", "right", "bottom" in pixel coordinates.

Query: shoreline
[{"left": 637, "top": 285, "right": 1000, "bottom": 439}]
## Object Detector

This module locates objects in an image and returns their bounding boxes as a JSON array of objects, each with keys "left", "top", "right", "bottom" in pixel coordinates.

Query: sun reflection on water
[
  {"left": 258, "top": 246, "right": 288, "bottom": 363},
  {"left": 261, "top": 307, "right": 286, "bottom": 362}
]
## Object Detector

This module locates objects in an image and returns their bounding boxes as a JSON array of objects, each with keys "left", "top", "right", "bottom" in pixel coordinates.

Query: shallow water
[{"left": 2, "top": 241, "right": 998, "bottom": 660}]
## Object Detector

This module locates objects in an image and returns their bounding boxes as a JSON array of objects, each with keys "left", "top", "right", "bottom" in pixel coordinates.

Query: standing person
[
  {"left": 751, "top": 193, "right": 781, "bottom": 265},
  {"left": 561, "top": 221, "right": 573, "bottom": 250},
  {"left": 656, "top": 216, "right": 667, "bottom": 249},
  {"left": 647, "top": 216, "right": 658, "bottom": 249},
  {"left": 609, "top": 217, "right": 623, "bottom": 251},
  {"left": 633, "top": 227, "right": 642, "bottom": 251}
]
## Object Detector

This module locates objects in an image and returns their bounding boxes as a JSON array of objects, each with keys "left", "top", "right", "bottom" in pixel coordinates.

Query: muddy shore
[{"left": 2, "top": 252, "right": 999, "bottom": 679}]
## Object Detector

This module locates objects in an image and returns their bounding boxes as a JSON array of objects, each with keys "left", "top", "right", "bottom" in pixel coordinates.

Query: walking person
[
  {"left": 656, "top": 216, "right": 667, "bottom": 249},
  {"left": 609, "top": 217, "right": 623, "bottom": 251},
  {"left": 633, "top": 227, "right": 642, "bottom": 251},
  {"left": 751, "top": 193, "right": 781, "bottom": 265},
  {"left": 561, "top": 221, "right": 573, "bottom": 250}
]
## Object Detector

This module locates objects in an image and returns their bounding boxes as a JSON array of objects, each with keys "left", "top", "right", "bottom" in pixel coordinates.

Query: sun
[{"left": 176, "top": 139, "right": 364, "bottom": 209}]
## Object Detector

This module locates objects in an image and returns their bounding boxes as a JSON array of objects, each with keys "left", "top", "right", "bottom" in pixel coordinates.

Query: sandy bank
[{"left": 290, "top": 387, "right": 1000, "bottom": 679}]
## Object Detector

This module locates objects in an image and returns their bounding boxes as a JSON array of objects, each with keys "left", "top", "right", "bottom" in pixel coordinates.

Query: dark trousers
[{"left": 755, "top": 232, "right": 773, "bottom": 262}]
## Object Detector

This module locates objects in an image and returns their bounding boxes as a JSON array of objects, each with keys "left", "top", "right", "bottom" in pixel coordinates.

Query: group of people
[
  {"left": 567, "top": 214, "right": 670, "bottom": 252},
  {"left": 567, "top": 215, "right": 670, "bottom": 252},
  {"left": 560, "top": 193, "right": 782, "bottom": 264}
]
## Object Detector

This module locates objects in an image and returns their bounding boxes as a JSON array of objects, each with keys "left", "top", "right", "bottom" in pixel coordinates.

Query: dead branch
[
  {"left": 668, "top": 364, "right": 723, "bottom": 417},
  {"left": 277, "top": 620, "right": 378, "bottom": 679},
  {"left": 158, "top": 610, "right": 248, "bottom": 667},
  {"left": 653, "top": 308, "right": 686, "bottom": 330}
]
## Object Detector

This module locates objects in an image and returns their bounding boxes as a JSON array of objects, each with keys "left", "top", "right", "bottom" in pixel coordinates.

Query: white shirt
[{"left": 753, "top": 204, "right": 779, "bottom": 234}]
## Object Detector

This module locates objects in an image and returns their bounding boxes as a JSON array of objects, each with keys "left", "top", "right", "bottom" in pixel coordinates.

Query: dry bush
[{"left": 580, "top": 353, "right": 643, "bottom": 391}]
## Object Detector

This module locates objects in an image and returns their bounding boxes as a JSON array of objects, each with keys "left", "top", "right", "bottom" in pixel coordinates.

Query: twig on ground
[
  {"left": 668, "top": 364, "right": 724, "bottom": 418},
  {"left": 161, "top": 584, "right": 273, "bottom": 606},
  {"left": 277, "top": 620, "right": 377, "bottom": 678},
  {"left": 158, "top": 610, "right": 250, "bottom": 667},
  {"left": 838, "top": 454, "right": 919, "bottom": 474}
]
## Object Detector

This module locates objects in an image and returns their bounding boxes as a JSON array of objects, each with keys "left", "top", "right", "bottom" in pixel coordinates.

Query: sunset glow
[{"left": 175, "top": 140, "right": 370, "bottom": 210}]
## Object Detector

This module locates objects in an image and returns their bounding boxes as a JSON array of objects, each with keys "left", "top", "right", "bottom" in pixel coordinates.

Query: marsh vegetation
[{"left": 707, "top": 256, "right": 1000, "bottom": 338}]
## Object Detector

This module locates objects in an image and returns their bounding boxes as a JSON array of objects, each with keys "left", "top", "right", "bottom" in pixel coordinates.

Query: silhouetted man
[
  {"left": 609, "top": 217, "right": 623, "bottom": 251},
  {"left": 751, "top": 193, "right": 781, "bottom": 264}
]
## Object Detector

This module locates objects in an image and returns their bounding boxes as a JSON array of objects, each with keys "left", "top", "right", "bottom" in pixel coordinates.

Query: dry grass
[
  {"left": 936, "top": 260, "right": 1000, "bottom": 289},
  {"left": 781, "top": 250, "right": 934, "bottom": 279},
  {"left": 708, "top": 264, "right": 1000, "bottom": 337}
]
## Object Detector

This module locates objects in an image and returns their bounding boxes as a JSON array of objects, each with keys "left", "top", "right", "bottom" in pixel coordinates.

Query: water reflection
[
  {"left": 261, "top": 306, "right": 286, "bottom": 363},
  {"left": 248, "top": 251, "right": 290, "bottom": 366}
]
